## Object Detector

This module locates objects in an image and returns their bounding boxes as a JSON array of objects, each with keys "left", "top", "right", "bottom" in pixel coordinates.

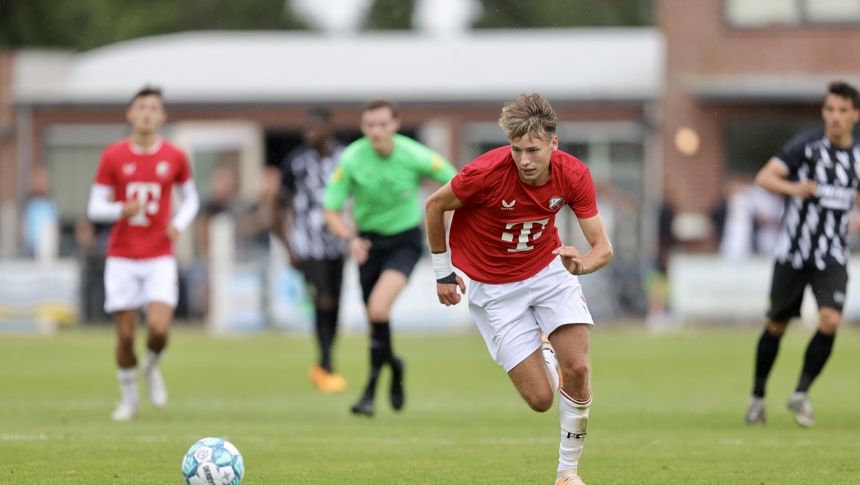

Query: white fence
[
  {"left": 669, "top": 254, "right": 860, "bottom": 327},
  {"left": 0, "top": 259, "right": 80, "bottom": 333},
  {"left": 207, "top": 214, "right": 474, "bottom": 334}
]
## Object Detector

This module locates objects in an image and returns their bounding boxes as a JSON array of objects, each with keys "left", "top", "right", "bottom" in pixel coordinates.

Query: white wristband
[{"left": 431, "top": 251, "right": 455, "bottom": 280}]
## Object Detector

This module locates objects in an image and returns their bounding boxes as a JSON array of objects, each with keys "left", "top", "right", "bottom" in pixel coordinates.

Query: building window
[{"left": 726, "top": 0, "right": 860, "bottom": 27}]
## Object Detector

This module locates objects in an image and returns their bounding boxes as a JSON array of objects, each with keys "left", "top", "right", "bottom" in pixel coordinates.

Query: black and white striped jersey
[
  {"left": 773, "top": 129, "right": 860, "bottom": 270},
  {"left": 280, "top": 141, "right": 347, "bottom": 261}
]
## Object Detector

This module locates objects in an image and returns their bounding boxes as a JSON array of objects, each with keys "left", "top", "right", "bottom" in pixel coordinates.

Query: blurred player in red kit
[{"left": 87, "top": 86, "right": 199, "bottom": 421}]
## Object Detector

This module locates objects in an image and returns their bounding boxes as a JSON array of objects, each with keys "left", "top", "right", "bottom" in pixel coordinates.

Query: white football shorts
[
  {"left": 104, "top": 256, "right": 178, "bottom": 313},
  {"left": 468, "top": 257, "right": 593, "bottom": 372}
]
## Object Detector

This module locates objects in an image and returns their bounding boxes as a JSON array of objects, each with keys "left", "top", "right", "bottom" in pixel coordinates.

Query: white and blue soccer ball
[{"left": 181, "top": 437, "right": 245, "bottom": 485}]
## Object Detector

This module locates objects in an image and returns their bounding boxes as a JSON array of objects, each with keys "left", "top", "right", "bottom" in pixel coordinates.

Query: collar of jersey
[{"left": 128, "top": 137, "right": 164, "bottom": 155}]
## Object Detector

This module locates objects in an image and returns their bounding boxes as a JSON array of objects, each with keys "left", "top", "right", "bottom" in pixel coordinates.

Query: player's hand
[
  {"left": 165, "top": 225, "right": 180, "bottom": 241},
  {"left": 436, "top": 274, "right": 466, "bottom": 306},
  {"left": 120, "top": 199, "right": 141, "bottom": 219},
  {"left": 288, "top": 252, "right": 302, "bottom": 269},
  {"left": 553, "top": 245, "right": 585, "bottom": 276},
  {"left": 794, "top": 180, "right": 818, "bottom": 199},
  {"left": 349, "top": 237, "right": 372, "bottom": 265}
]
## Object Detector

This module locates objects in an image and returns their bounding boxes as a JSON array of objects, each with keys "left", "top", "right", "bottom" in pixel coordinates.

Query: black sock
[
  {"left": 363, "top": 321, "right": 391, "bottom": 397},
  {"left": 371, "top": 321, "right": 393, "bottom": 366},
  {"left": 316, "top": 309, "right": 338, "bottom": 372},
  {"left": 796, "top": 331, "right": 835, "bottom": 393},
  {"left": 753, "top": 328, "right": 782, "bottom": 398}
]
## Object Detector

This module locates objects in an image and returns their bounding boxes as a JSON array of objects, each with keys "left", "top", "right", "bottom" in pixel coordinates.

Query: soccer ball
[{"left": 181, "top": 437, "right": 245, "bottom": 485}]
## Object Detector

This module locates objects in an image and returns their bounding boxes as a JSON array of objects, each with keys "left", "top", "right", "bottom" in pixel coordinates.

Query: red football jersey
[
  {"left": 94, "top": 139, "right": 192, "bottom": 259},
  {"left": 449, "top": 146, "right": 598, "bottom": 284}
]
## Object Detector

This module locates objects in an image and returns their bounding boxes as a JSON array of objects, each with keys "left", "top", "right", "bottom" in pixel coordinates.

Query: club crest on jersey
[
  {"left": 548, "top": 197, "right": 565, "bottom": 210},
  {"left": 122, "top": 163, "right": 136, "bottom": 175},
  {"left": 502, "top": 200, "right": 516, "bottom": 210},
  {"left": 156, "top": 161, "right": 170, "bottom": 178}
]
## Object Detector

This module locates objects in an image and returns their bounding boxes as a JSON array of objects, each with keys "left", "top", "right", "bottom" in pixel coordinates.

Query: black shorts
[
  {"left": 767, "top": 261, "right": 848, "bottom": 322},
  {"left": 298, "top": 258, "right": 345, "bottom": 303},
  {"left": 358, "top": 227, "right": 423, "bottom": 303}
]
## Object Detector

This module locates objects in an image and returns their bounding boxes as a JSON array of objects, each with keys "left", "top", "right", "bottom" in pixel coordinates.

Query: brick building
[
  {"left": 4, "top": 2, "right": 860, "bottom": 261},
  {"left": 0, "top": 30, "right": 662, "bottom": 264},
  {"left": 658, "top": 0, "right": 860, "bottom": 238}
]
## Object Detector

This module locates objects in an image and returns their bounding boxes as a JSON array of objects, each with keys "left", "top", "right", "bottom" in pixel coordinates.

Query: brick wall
[
  {"left": 0, "top": 51, "right": 16, "bottom": 204},
  {"left": 658, "top": 0, "right": 860, "bottom": 215}
]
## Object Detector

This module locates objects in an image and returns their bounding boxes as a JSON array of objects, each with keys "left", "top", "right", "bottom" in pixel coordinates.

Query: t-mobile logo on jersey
[
  {"left": 126, "top": 182, "right": 162, "bottom": 226},
  {"left": 501, "top": 218, "right": 550, "bottom": 252}
]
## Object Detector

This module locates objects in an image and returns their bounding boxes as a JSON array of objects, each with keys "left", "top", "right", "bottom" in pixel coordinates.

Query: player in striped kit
[
  {"left": 746, "top": 81, "right": 860, "bottom": 427},
  {"left": 272, "top": 107, "right": 349, "bottom": 393}
]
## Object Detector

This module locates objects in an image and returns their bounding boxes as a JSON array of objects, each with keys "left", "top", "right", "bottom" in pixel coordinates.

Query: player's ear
[{"left": 551, "top": 135, "right": 559, "bottom": 151}]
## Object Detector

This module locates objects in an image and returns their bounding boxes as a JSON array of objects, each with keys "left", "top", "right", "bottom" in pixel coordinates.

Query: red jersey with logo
[
  {"left": 94, "top": 139, "right": 192, "bottom": 259},
  {"left": 449, "top": 146, "right": 598, "bottom": 284}
]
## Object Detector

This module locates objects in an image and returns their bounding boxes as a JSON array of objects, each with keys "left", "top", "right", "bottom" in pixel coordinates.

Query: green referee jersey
[{"left": 323, "top": 133, "right": 457, "bottom": 235}]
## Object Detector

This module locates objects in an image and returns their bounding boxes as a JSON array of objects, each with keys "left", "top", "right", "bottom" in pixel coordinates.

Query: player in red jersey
[
  {"left": 425, "top": 93, "right": 613, "bottom": 485},
  {"left": 86, "top": 86, "right": 199, "bottom": 421}
]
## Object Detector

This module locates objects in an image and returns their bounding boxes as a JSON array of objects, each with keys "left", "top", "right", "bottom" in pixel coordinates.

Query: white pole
[{"left": 207, "top": 213, "right": 235, "bottom": 334}]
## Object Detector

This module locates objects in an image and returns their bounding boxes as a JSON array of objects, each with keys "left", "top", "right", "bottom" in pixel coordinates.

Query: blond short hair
[{"left": 498, "top": 93, "right": 557, "bottom": 141}]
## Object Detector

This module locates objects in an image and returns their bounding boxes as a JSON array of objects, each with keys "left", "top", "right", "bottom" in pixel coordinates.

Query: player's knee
[
  {"left": 366, "top": 303, "right": 390, "bottom": 322},
  {"left": 766, "top": 320, "right": 788, "bottom": 336},
  {"left": 116, "top": 336, "right": 134, "bottom": 353},
  {"left": 562, "top": 360, "right": 590, "bottom": 385},
  {"left": 147, "top": 323, "right": 169, "bottom": 345},
  {"left": 819, "top": 309, "right": 841, "bottom": 334},
  {"left": 146, "top": 327, "right": 168, "bottom": 354},
  {"left": 525, "top": 391, "right": 554, "bottom": 413},
  {"left": 316, "top": 294, "right": 339, "bottom": 312}
]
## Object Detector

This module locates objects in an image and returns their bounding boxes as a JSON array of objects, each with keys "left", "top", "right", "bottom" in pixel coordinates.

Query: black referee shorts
[
  {"left": 357, "top": 227, "right": 423, "bottom": 303},
  {"left": 767, "top": 261, "right": 848, "bottom": 322}
]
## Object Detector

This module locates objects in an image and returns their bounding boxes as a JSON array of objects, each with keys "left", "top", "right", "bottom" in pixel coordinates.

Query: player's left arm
[
  {"left": 167, "top": 179, "right": 200, "bottom": 241},
  {"left": 553, "top": 215, "right": 614, "bottom": 276}
]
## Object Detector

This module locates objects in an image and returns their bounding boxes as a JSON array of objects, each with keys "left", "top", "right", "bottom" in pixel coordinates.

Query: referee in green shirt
[{"left": 324, "top": 98, "right": 457, "bottom": 416}]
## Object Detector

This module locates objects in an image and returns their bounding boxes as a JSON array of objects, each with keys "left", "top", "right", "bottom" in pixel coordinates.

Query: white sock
[
  {"left": 557, "top": 389, "right": 591, "bottom": 473},
  {"left": 542, "top": 346, "right": 560, "bottom": 394},
  {"left": 141, "top": 349, "right": 163, "bottom": 375},
  {"left": 117, "top": 367, "right": 139, "bottom": 405}
]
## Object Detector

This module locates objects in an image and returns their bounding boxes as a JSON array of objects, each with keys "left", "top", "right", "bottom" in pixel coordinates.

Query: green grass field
[{"left": 1, "top": 324, "right": 859, "bottom": 484}]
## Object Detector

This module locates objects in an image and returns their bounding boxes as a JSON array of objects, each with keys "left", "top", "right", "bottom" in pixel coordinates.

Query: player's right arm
[
  {"left": 754, "top": 157, "right": 817, "bottom": 199},
  {"left": 269, "top": 165, "right": 300, "bottom": 266},
  {"left": 87, "top": 185, "right": 140, "bottom": 222},
  {"left": 87, "top": 148, "right": 140, "bottom": 222},
  {"left": 322, "top": 159, "right": 371, "bottom": 264},
  {"left": 425, "top": 182, "right": 466, "bottom": 306}
]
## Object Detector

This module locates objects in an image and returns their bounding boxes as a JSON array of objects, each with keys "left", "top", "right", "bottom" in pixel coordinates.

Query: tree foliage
[
  {"left": 472, "top": 0, "right": 652, "bottom": 28},
  {"left": 0, "top": 0, "right": 309, "bottom": 51},
  {"left": 362, "top": 0, "right": 416, "bottom": 30},
  {"left": 0, "top": 0, "right": 653, "bottom": 51}
]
